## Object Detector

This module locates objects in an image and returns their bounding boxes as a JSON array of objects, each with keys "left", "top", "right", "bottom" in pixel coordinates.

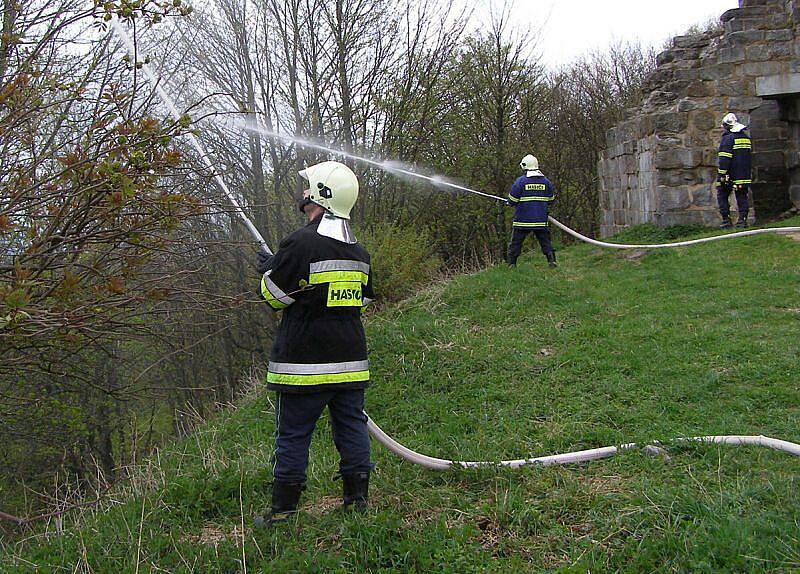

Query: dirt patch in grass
[
  {"left": 621, "top": 249, "right": 648, "bottom": 261},
  {"left": 187, "top": 523, "right": 243, "bottom": 547},
  {"left": 303, "top": 495, "right": 340, "bottom": 517}
]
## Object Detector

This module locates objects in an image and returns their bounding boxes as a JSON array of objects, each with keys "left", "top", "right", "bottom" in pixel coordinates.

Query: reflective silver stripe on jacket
[
  {"left": 309, "top": 259, "right": 370, "bottom": 275},
  {"left": 362, "top": 297, "right": 374, "bottom": 307},
  {"left": 262, "top": 270, "right": 296, "bottom": 306},
  {"left": 268, "top": 360, "right": 369, "bottom": 375}
]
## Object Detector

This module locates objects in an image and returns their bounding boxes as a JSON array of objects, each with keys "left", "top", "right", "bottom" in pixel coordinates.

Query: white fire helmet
[
  {"left": 721, "top": 112, "right": 747, "bottom": 133},
  {"left": 299, "top": 161, "right": 359, "bottom": 219},
  {"left": 520, "top": 154, "right": 539, "bottom": 171}
]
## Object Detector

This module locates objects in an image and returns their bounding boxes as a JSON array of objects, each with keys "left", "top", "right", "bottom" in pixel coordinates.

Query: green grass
[{"left": 2, "top": 219, "right": 799, "bottom": 573}]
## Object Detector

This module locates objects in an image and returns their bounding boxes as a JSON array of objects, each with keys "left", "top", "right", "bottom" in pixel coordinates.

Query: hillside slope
[{"left": 3, "top": 219, "right": 800, "bottom": 573}]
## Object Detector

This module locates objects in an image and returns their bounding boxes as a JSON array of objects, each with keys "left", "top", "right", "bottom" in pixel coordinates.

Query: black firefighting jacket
[
  {"left": 718, "top": 129, "right": 752, "bottom": 186},
  {"left": 259, "top": 215, "right": 374, "bottom": 393}
]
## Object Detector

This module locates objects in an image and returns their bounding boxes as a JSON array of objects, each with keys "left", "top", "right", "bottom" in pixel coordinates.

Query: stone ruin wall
[{"left": 599, "top": 0, "right": 800, "bottom": 236}]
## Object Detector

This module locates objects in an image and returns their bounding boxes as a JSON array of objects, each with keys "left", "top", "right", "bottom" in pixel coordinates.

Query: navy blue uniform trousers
[
  {"left": 717, "top": 181, "right": 749, "bottom": 220},
  {"left": 507, "top": 228, "right": 553, "bottom": 265},
  {"left": 273, "top": 389, "right": 372, "bottom": 484}
]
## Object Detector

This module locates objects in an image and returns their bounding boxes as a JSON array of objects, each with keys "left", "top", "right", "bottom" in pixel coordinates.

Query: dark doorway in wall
[
  {"left": 776, "top": 96, "right": 800, "bottom": 211},
  {"left": 748, "top": 99, "right": 792, "bottom": 220}
]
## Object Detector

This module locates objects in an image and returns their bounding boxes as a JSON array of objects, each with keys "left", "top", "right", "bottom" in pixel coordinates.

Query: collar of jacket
[{"left": 307, "top": 213, "right": 325, "bottom": 227}]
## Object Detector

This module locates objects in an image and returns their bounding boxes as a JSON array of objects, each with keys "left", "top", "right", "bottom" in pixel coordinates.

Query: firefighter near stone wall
[
  {"left": 505, "top": 155, "right": 557, "bottom": 268},
  {"left": 253, "top": 161, "right": 376, "bottom": 528},
  {"left": 717, "top": 113, "right": 753, "bottom": 229}
]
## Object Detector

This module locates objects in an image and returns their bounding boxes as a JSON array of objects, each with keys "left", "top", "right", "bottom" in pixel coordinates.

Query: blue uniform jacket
[
  {"left": 507, "top": 174, "right": 555, "bottom": 228},
  {"left": 718, "top": 129, "right": 752, "bottom": 185}
]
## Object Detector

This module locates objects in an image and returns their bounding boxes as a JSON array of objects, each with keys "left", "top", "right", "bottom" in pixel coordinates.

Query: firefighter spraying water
[{"left": 254, "top": 162, "right": 375, "bottom": 526}]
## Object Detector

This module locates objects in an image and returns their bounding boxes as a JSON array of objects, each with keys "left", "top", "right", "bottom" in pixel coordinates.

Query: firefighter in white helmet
[
  {"left": 717, "top": 113, "right": 753, "bottom": 229},
  {"left": 505, "top": 155, "right": 557, "bottom": 267},
  {"left": 254, "top": 160, "right": 375, "bottom": 527}
]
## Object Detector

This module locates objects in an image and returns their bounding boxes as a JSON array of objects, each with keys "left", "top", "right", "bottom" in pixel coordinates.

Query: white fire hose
[{"left": 112, "top": 20, "right": 800, "bottom": 471}]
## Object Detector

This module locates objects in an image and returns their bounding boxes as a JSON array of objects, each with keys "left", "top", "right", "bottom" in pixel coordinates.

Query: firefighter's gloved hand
[{"left": 256, "top": 251, "right": 273, "bottom": 275}]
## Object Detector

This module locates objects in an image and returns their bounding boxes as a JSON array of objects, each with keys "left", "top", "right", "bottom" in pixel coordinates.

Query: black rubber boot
[
  {"left": 546, "top": 251, "right": 557, "bottom": 269},
  {"left": 342, "top": 472, "right": 369, "bottom": 512},
  {"left": 254, "top": 481, "right": 304, "bottom": 529},
  {"left": 720, "top": 217, "right": 733, "bottom": 229},
  {"left": 736, "top": 213, "right": 748, "bottom": 229}
]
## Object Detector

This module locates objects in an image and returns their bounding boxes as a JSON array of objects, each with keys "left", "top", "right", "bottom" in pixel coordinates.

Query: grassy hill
[{"left": 2, "top": 219, "right": 799, "bottom": 573}]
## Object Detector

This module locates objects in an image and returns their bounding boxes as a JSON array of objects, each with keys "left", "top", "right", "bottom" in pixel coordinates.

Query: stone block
[
  {"left": 767, "top": 42, "right": 793, "bottom": 59},
  {"left": 674, "top": 34, "right": 715, "bottom": 49},
  {"left": 691, "top": 184, "right": 714, "bottom": 207},
  {"left": 657, "top": 169, "right": 707, "bottom": 187},
  {"left": 764, "top": 13, "right": 792, "bottom": 29},
  {"left": 698, "top": 64, "right": 735, "bottom": 81},
  {"left": 717, "top": 46, "right": 746, "bottom": 63},
  {"left": 765, "top": 29, "right": 793, "bottom": 41},
  {"left": 677, "top": 98, "right": 704, "bottom": 112},
  {"left": 725, "top": 18, "right": 753, "bottom": 34},
  {"left": 727, "top": 96, "right": 764, "bottom": 110},
  {"left": 742, "top": 61, "right": 788, "bottom": 76},
  {"left": 646, "top": 91, "right": 679, "bottom": 107},
  {"left": 658, "top": 186, "right": 692, "bottom": 211},
  {"left": 654, "top": 151, "right": 681, "bottom": 170},
  {"left": 753, "top": 150, "right": 787, "bottom": 168},
  {"left": 726, "top": 30, "right": 766, "bottom": 44},
  {"left": 757, "top": 138, "right": 792, "bottom": 153},
  {"left": 745, "top": 44, "right": 773, "bottom": 61},
  {"left": 691, "top": 110, "right": 717, "bottom": 131},
  {"left": 655, "top": 211, "right": 708, "bottom": 226},
  {"left": 750, "top": 126, "right": 786, "bottom": 140},
  {"left": 674, "top": 68, "right": 701, "bottom": 82},
  {"left": 754, "top": 166, "right": 789, "bottom": 182},
  {"left": 655, "top": 111, "right": 689, "bottom": 133},
  {"left": 638, "top": 150, "right": 654, "bottom": 172},
  {"left": 756, "top": 72, "right": 800, "bottom": 96},
  {"left": 728, "top": 6, "right": 771, "bottom": 19},
  {"left": 687, "top": 82, "right": 715, "bottom": 97},
  {"left": 657, "top": 50, "right": 676, "bottom": 66},
  {"left": 791, "top": 185, "right": 800, "bottom": 207}
]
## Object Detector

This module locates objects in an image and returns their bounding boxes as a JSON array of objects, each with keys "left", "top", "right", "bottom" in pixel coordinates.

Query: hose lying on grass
[
  {"left": 366, "top": 416, "right": 800, "bottom": 470},
  {"left": 548, "top": 216, "right": 800, "bottom": 250}
]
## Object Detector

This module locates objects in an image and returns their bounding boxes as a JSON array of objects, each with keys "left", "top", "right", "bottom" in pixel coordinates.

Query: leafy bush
[{"left": 357, "top": 224, "right": 443, "bottom": 303}]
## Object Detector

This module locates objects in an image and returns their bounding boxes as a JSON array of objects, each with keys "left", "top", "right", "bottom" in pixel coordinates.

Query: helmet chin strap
[{"left": 298, "top": 197, "right": 314, "bottom": 213}]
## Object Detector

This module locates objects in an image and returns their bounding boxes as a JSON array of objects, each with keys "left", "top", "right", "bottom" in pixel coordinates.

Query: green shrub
[{"left": 357, "top": 223, "right": 443, "bottom": 303}]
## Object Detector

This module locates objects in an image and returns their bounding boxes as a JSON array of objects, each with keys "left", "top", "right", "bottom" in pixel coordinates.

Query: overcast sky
[{"left": 474, "top": 0, "right": 740, "bottom": 68}]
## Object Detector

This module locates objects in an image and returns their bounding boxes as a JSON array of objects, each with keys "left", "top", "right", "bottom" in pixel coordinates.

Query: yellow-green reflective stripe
[
  {"left": 513, "top": 222, "right": 548, "bottom": 227},
  {"left": 266, "top": 298, "right": 289, "bottom": 310},
  {"left": 309, "top": 270, "right": 368, "bottom": 285},
  {"left": 508, "top": 195, "right": 520, "bottom": 202},
  {"left": 733, "top": 146, "right": 751, "bottom": 149},
  {"left": 261, "top": 276, "right": 291, "bottom": 309},
  {"left": 733, "top": 179, "right": 751, "bottom": 184},
  {"left": 718, "top": 169, "right": 728, "bottom": 174},
  {"left": 267, "top": 370, "right": 370, "bottom": 385},
  {"left": 718, "top": 152, "right": 733, "bottom": 157},
  {"left": 519, "top": 196, "right": 551, "bottom": 202},
  {"left": 734, "top": 139, "right": 750, "bottom": 145}
]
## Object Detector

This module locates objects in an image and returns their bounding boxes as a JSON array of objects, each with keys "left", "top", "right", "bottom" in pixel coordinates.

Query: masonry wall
[{"left": 599, "top": 0, "right": 800, "bottom": 236}]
